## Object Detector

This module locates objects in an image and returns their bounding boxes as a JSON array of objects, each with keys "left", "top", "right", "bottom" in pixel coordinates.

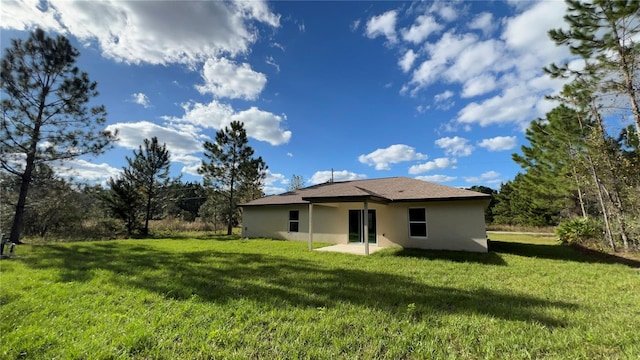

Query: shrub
[{"left": 555, "top": 217, "right": 600, "bottom": 245}]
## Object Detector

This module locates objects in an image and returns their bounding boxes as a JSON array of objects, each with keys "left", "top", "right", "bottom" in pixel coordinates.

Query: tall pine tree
[
  {"left": 547, "top": 0, "right": 640, "bottom": 140},
  {"left": 124, "top": 137, "right": 171, "bottom": 236},
  {"left": 1, "top": 28, "right": 115, "bottom": 243},
  {"left": 199, "top": 121, "right": 267, "bottom": 235}
]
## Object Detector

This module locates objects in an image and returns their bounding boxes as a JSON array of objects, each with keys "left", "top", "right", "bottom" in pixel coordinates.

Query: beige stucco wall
[{"left": 241, "top": 199, "right": 488, "bottom": 252}]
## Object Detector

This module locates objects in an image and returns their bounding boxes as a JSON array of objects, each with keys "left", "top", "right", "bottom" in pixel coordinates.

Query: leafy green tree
[
  {"left": 547, "top": 0, "right": 640, "bottom": 140},
  {"left": 124, "top": 137, "right": 171, "bottom": 236},
  {"left": 199, "top": 121, "right": 267, "bottom": 235},
  {"left": 1, "top": 28, "right": 115, "bottom": 243}
]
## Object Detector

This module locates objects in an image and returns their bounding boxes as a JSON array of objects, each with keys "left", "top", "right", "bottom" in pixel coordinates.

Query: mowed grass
[{"left": 1, "top": 235, "right": 639, "bottom": 359}]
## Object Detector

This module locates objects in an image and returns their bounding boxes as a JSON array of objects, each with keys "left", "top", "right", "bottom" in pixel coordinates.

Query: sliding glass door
[{"left": 348, "top": 209, "right": 376, "bottom": 244}]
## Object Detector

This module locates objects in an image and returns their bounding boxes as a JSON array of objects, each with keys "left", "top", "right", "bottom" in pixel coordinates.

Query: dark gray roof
[{"left": 241, "top": 177, "right": 490, "bottom": 206}]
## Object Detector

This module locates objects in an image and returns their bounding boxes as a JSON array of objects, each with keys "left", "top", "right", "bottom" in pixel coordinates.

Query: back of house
[{"left": 240, "top": 177, "right": 491, "bottom": 252}]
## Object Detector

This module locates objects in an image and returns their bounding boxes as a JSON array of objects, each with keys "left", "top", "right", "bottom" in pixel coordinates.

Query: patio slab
[{"left": 314, "top": 243, "right": 386, "bottom": 255}]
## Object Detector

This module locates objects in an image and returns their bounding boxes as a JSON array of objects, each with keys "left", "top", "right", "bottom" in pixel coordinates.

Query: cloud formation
[
  {"left": 358, "top": 144, "right": 427, "bottom": 170},
  {"left": 195, "top": 57, "right": 267, "bottom": 100},
  {"left": 435, "top": 136, "right": 474, "bottom": 157},
  {"left": 478, "top": 136, "right": 517, "bottom": 152},
  {"left": 365, "top": 10, "right": 398, "bottom": 44},
  {"left": 309, "top": 170, "right": 367, "bottom": 185},
  {"left": 131, "top": 92, "right": 151, "bottom": 108},
  {"left": 1, "top": 0, "right": 280, "bottom": 65},
  {"left": 408, "top": 158, "right": 457, "bottom": 175}
]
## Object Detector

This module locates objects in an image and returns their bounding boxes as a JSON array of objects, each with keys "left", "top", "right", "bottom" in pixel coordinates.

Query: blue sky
[{"left": 2, "top": 0, "right": 582, "bottom": 194}]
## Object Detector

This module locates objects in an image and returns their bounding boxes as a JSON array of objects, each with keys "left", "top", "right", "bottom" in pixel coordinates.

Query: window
[
  {"left": 408, "top": 208, "right": 427, "bottom": 238},
  {"left": 289, "top": 210, "right": 299, "bottom": 232}
]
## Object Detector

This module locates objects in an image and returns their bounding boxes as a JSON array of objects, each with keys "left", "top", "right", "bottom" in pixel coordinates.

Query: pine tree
[
  {"left": 199, "top": 121, "right": 267, "bottom": 235},
  {"left": 1, "top": 28, "right": 116, "bottom": 243},
  {"left": 512, "top": 105, "right": 591, "bottom": 219},
  {"left": 547, "top": 0, "right": 640, "bottom": 140},
  {"left": 124, "top": 137, "right": 171, "bottom": 236}
]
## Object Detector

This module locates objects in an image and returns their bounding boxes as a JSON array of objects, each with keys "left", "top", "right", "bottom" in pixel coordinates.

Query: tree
[
  {"left": 547, "top": 0, "right": 640, "bottom": 140},
  {"left": 287, "top": 174, "right": 305, "bottom": 191},
  {"left": 124, "top": 137, "right": 171, "bottom": 236},
  {"left": 1, "top": 28, "right": 115, "bottom": 243},
  {"left": 1, "top": 163, "right": 83, "bottom": 238},
  {"left": 512, "top": 105, "right": 591, "bottom": 219},
  {"left": 102, "top": 175, "right": 144, "bottom": 237},
  {"left": 199, "top": 121, "right": 267, "bottom": 235},
  {"left": 467, "top": 185, "right": 498, "bottom": 223}
]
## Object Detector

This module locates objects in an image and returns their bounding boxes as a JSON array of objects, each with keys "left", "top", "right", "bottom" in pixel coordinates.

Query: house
[{"left": 240, "top": 177, "right": 491, "bottom": 253}]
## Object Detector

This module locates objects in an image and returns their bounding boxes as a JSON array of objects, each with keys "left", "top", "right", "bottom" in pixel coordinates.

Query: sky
[{"left": 1, "top": 0, "right": 588, "bottom": 194}]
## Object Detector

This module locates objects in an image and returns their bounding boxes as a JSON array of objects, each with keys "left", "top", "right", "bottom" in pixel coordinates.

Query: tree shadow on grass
[
  {"left": 384, "top": 248, "right": 508, "bottom": 266},
  {"left": 490, "top": 240, "right": 640, "bottom": 268},
  {"left": 20, "top": 242, "right": 577, "bottom": 328}
]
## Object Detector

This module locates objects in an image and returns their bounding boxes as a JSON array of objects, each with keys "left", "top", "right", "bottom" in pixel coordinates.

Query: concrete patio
[{"left": 314, "top": 243, "right": 387, "bottom": 255}]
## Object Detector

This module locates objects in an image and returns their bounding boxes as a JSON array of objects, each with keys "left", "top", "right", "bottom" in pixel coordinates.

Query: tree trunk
[
  {"left": 227, "top": 184, "right": 234, "bottom": 236},
  {"left": 606, "top": 5, "right": 640, "bottom": 141},
  {"left": 144, "top": 190, "right": 152, "bottom": 236},
  {"left": 9, "top": 157, "right": 35, "bottom": 244}
]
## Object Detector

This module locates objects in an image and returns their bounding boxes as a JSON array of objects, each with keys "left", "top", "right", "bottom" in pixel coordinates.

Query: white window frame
[
  {"left": 408, "top": 208, "right": 428, "bottom": 238},
  {"left": 288, "top": 210, "right": 300, "bottom": 232}
]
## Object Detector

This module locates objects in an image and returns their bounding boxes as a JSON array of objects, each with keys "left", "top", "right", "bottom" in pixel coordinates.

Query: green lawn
[{"left": 1, "top": 235, "right": 638, "bottom": 359}]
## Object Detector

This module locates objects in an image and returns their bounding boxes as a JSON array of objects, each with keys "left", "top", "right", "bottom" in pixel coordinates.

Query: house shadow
[
  {"left": 18, "top": 242, "right": 578, "bottom": 328},
  {"left": 383, "top": 247, "right": 508, "bottom": 266},
  {"left": 489, "top": 240, "right": 640, "bottom": 268}
]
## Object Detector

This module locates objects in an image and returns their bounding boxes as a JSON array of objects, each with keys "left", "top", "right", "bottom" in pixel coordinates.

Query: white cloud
[
  {"left": 461, "top": 74, "right": 497, "bottom": 98},
  {"left": 265, "top": 56, "right": 280, "bottom": 72},
  {"left": 415, "top": 174, "right": 457, "bottom": 183},
  {"left": 464, "top": 170, "right": 500, "bottom": 183},
  {"left": 434, "top": 90, "right": 454, "bottom": 102},
  {"left": 167, "top": 100, "right": 291, "bottom": 146},
  {"left": 445, "top": 39, "right": 505, "bottom": 83},
  {"left": 468, "top": 12, "right": 495, "bottom": 36},
  {"left": 434, "top": 90, "right": 455, "bottom": 110},
  {"left": 231, "top": 107, "right": 292, "bottom": 145},
  {"left": 195, "top": 57, "right": 267, "bottom": 100},
  {"left": 478, "top": 136, "right": 517, "bottom": 151},
  {"left": 309, "top": 170, "right": 367, "bottom": 184},
  {"left": 366, "top": 2, "right": 573, "bottom": 131},
  {"left": 408, "top": 158, "right": 457, "bottom": 175},
  {"left": 456, "top": 85, "right": 539, "bottom": 128},
  {"left": 265, "top": 170, "right": 286, "bottom": 186},
  {"left": 365, "top": 10, "right": 398, "bottom": 44},
  {"left": 501, "top": 1, "right": 568, "bottom": 69},
  {"left": 105, "top": 121, "right": 203, "bottom": 156},
  {"left": 401, "top": 15, "right": 442, "bottom": 44},
  {"left": 427, "top": 2, "right": 459, "bottom": 22},
  {"left": 399, "top": 49, "right": 417, "bottom": 73},
  {"left": 52, "top": 159, "right": 120, "bottom": 184},
  {"left": 1, "top": 1, "right": 280, "bottom": 66},
  {"left": 435, "top": 136, "right": 474, "bottom": 157},
  {"left": 131, "top": 92, "right": 151, "bottom": 108},
  {"left": 262, "top": 170, "right": 287, "bottom": 194},
  {"left": 409, "top": 31, "right": 477, "bottom": 92},
  {"left": 358, "top": 144, "right": 427, "bottom": 170}
]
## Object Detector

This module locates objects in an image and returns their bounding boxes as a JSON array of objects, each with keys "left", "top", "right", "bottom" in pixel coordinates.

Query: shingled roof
[{"left": 241, "top": 177, "right": 490, "bottom": 206}]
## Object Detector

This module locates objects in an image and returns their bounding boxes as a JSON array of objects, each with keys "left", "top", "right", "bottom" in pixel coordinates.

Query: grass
[{"left": 1, "top": 235, "right": 639, "bottom": 359}]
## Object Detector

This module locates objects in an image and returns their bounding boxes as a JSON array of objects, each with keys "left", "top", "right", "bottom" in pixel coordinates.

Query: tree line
[
  {"left": 479, "top": 0, "right": 639, "bottom": 251},
  {"left": 1, "top": 28, "right": 265, "bottom": 242}
]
